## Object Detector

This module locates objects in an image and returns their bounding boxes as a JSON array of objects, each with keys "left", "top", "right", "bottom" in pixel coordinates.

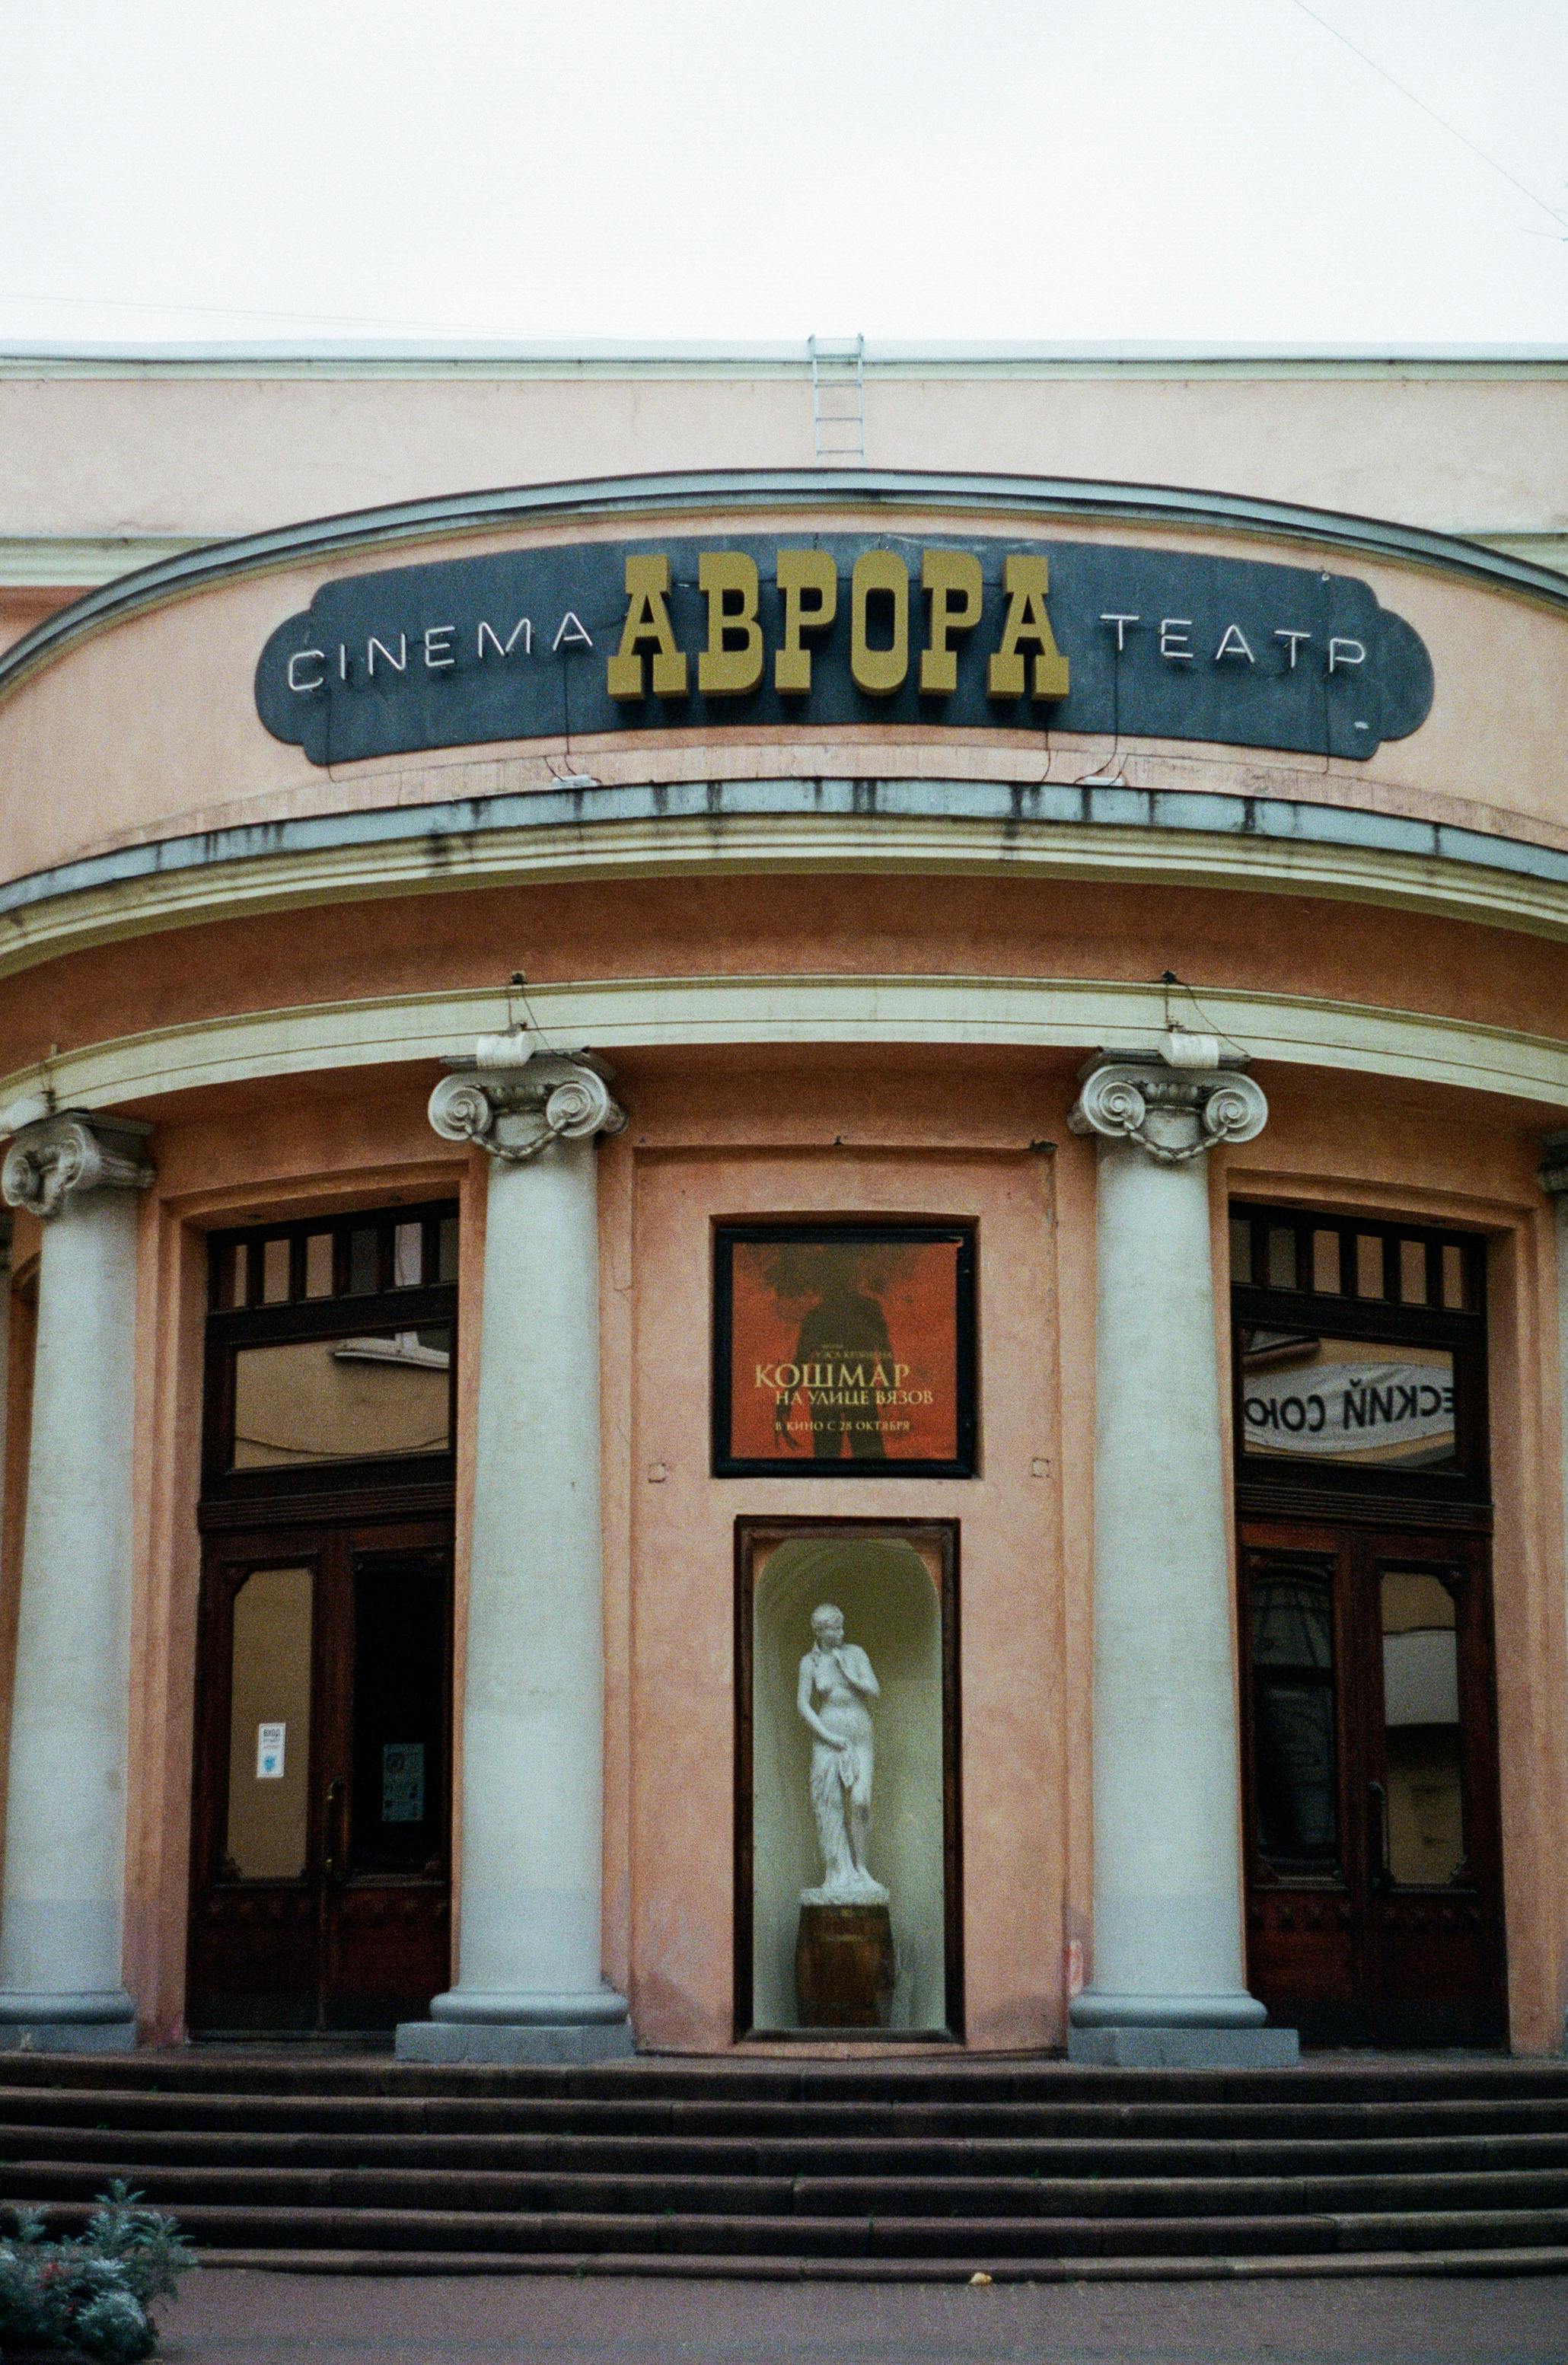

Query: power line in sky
[{"left": 1288, "top": 0, "right": 1568, "bottom": 237}]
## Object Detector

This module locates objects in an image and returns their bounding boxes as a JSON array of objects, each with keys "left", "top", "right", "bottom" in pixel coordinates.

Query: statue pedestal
[{"left": 795, "top": 1903, "right": 894, "bottom": 2028}]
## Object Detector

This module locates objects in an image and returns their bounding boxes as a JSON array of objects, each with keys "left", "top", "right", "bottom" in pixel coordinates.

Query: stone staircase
[{"left": 2, "top": 2052, "right": 1567, "bottom": 2281}]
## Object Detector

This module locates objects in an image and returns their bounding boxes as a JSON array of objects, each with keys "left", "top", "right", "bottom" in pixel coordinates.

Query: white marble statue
[{"left": 797, "top": 1604, "right": 888, "bottom": 1905}]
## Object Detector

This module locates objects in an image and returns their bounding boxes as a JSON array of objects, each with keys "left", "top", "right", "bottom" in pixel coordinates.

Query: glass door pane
[
  {"left": 224, "top": 1565, "right": 314, "bottom": 1881},
  {"left": 1239, "top": 1528, "right": 1362, "bottom": 2044},
  {"left": 231, "top": 1324, "right": 453, "bottom": 1471},
  {"left": 349, "top": 1553, "right": 449, "bottom": 1876},
  {"left": 1378, "top": 1567, "right": 1464, "bottom": 1886},
  {"left": 1248, "top": 1563, "right": 1340, "bottom": 1876},
  {"left": 1238, "top": 1335, "right": 1458, "bottom": 1471}
]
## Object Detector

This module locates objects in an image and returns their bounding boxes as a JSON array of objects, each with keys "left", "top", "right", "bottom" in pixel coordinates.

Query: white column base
[
  {"left": 1069, "top": 1986, "right": 1268, "bottom": 2029},
  {"left": 1069, "top": 1981, "right": 1296, "bottom": 2065},
  {"left": 1067, "top": 2022, "right": 1300, "bottom": 2067},
  {"left": 396, "top": 1984, "right": 633, "bottom": 2064},
  {"left": 0, "top": 1987, "right": 137, "bottom": 2053}
]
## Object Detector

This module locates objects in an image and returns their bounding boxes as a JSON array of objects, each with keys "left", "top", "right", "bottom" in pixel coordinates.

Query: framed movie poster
[{"left": 713, "top": 1222, "right": 977, "bottom": 1478}]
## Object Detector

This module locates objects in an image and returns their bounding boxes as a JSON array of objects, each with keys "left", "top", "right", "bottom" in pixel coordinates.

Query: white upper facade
[{"left": 1, "top": 343, "right": 1565, "bottom": 582}]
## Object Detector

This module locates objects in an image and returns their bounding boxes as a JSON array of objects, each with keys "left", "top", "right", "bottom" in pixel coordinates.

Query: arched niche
[{"left": 740, "top": 1522, "right": 958, "bottom": 2035}]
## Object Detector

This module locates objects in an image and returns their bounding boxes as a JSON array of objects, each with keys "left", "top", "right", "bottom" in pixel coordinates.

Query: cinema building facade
[{"left": 0, "top": 345, "right": 1566, "bottom": 2064}]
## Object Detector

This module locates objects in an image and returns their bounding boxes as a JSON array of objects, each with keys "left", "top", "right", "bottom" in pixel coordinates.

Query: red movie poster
[{"left": 725, "top": 1232, "right": 965, "bottom": 1466}]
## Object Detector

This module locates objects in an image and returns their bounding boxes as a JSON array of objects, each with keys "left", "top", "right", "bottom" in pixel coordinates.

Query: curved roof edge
[
  {"left": 5, "top": 337, "right": 1568, "bottom": 366},
  {"left": 4, "top": 466, "right": 1568, "bottom": 708}
]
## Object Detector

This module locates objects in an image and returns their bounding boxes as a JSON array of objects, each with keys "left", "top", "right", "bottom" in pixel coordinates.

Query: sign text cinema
[
  {"left": 281, "top": 554, "right": 1373, "bottom": 705},
  {"left": 255, "top": 531, "right": 1434, "bottom": 767}
]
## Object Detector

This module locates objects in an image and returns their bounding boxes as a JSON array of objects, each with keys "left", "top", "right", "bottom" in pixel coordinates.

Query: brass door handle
[{"left": 323, "top": 1777, "right": 346, "bottom": 1882}]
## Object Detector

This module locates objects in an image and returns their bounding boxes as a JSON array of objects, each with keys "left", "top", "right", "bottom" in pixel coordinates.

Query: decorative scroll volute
[
  {"left": 429, "top": 1051, "right": 626, "bottom": 1165},
  {"left": 1, "top": 1114, "right": 155, "bottom": 1220},
  {"left": 1069, "top": 1057, "right": 1267, "bottom": 1166}
]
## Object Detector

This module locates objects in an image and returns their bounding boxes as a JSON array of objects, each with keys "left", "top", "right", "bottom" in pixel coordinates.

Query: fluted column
[
  {"left": 1066, "top": 1048, "right": 1297, "bottom": 2066},
  {"left": 0, "top": 1113, "right": 153, "bottom": 2051},
  {"left": 397, "top": 1041, "right": 633, "bottom": 2063}
]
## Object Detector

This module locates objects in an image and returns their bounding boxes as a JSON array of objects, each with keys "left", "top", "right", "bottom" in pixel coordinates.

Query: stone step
[
  {"left": 2, "top": 2054, "right": 1566, "bottom": 2102},
  {"left": 8, "top": 2057, "right": 1567, "bottom": 2277},
  {"left": 11, "top": 2156, "right": 1568, "bottom": 2221},
  {"left": 188, "top": 2242, "right": 1568, "bottom": 2282},
  {"left": 7, "top": 2120, "right": 1568, "bottom": 2177},
  {"left": 4, "top": 2086, "right": 1566, "bottom": 2143},
  {"left": 22, "top": 2198, "right": 1568, "bottom": 2261}
]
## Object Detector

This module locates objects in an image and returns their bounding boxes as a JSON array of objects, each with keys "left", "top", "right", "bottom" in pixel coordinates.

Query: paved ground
[{"left": 158, "top": 2268, "right": 1568, "bottom": 2365}]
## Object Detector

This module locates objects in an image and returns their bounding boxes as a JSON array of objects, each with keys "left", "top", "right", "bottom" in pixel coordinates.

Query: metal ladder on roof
[{"left": 809, "top": 334, "right": 865, "bottom": 465}]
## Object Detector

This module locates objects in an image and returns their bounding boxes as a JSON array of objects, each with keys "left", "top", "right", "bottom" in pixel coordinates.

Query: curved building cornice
[
  {"left": 3, "top": 971, "right": 1566, "bottom": 1132},
  {"left": 4, "top": 466, "right": 1568, "bottom": 706},
  {"left": 4, "top": 777, "right": 1568, "bottom": 986}
]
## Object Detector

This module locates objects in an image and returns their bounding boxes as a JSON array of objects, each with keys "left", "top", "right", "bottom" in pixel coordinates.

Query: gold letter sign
[
  {"left": 606, "top": 553, "right": 687, "bottom": 700},
  {"left": 697, "top": 553, "right": 764, "bottom": 696},
  {"left": 260, "top": 530, "right": 1435, "bottom": 767},
  {"left": 849, "top": 550, "right": 910, "bottom": 696},
  {"left": 986, "top": 553, "right": 1071, "bottom": 701},
  {"left": 919, "top": 549, "right": 984, "bottom": 695},
  {"left": 774, "top": 550, "right": 838, "bottom": 694}
]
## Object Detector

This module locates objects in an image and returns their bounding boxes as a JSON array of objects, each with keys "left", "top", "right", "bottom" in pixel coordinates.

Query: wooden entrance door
[
  {"left": 189, "top": 1516, "right": 452, "bottom": 2033},
  {"left": 1240, "top": 1516, "right": 1506, "bottom": 2046}
]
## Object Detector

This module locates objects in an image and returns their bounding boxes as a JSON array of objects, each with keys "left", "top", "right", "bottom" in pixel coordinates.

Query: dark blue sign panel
[{"left": 256, "top": 532, "right": 1433, "bottom": 768}]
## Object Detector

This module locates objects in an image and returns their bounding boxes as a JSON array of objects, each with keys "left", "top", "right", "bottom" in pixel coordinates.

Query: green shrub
[{"left": 0, "top": 2182, "right": 195, "bottom": 2361}]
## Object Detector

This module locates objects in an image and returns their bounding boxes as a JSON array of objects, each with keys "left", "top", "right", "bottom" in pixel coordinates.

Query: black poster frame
[{"left": 712, "top": 1219, "right": 978, "bottom": 1479}]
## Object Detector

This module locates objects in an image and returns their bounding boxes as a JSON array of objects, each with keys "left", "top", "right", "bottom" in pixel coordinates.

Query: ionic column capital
[
  {"left": 1539, "top": 1129, "right": 1568, "bottom": 1197},
  {"left": 1, "top": 1114, "right": 155, "bottom": 1222},
  {"left": 1069, "top": 1053, "right": 1267, "bottom": 1167},
  {"left": 429, "top": 1045, "right": 626, "bottom": 1165}
]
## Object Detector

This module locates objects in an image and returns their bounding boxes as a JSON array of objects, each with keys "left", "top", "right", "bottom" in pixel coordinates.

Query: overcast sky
[{"left": 0, "top": 0, "right": 1564, "bottom": 347}]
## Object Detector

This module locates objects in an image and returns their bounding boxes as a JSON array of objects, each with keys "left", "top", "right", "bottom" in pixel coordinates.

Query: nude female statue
[{"left": 797, "top": 1605, "right": 888, "bottom": 1904}]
